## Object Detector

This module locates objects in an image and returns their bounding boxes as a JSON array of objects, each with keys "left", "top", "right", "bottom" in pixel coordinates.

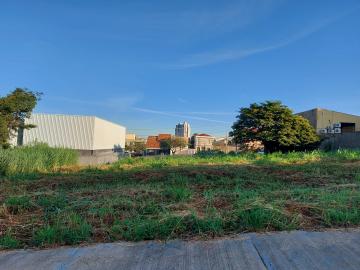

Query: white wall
[
  {"left": 9, "top": 133, "right": 18, "bottom": 147},
  {"left": 22, "top": 114, "right": 126, "bottom": 151},
  {"left": 93, "top": 117, "right": 126, "bottom": 150}
]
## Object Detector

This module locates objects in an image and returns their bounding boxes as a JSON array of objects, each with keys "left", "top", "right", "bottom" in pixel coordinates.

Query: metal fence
[{"left": 320, "top": 132, "right": 360, "bottom": 150}]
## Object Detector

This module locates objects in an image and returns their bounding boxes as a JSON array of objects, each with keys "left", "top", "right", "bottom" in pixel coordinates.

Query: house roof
[
  {"left": 146, "top": 134, "right": 171, "bottom": 149},
  {"left": 158, "top": 134, "right": 171, "bottom": 140},
  {"left": 297, "top": 108, "right": 360, "bottom": 118},
  {"left": 146, "top": 136, "right": 160, "bottom": 149},
  {"left": 194, "top": 133, "right": 211, "bottom": 137}
]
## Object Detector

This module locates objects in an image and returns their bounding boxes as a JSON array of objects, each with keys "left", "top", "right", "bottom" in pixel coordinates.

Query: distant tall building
[{"left": 175, "top": 121, "right": 191, "bottom": 138}]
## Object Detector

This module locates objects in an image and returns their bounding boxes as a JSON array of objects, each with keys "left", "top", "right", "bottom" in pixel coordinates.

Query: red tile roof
[
  {"left": 146, "top": 136, "right": 160, "bottom": 149},
  {"left": 146, "top": 134, "right": 172, "bottom": 149},
  {"left": 158, "top": 134, "right": 171, "bottom": 140}
]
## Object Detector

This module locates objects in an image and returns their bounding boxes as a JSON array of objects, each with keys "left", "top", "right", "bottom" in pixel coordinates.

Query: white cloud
[
  {"left": 166, "top": 7, "right": 359, "bottom": 69},
  {"left": 182, "top": 111, "right": 235, "bottom": 116},
  {"left": 132, "top": 107, "right": 232, "bottom": 124}
]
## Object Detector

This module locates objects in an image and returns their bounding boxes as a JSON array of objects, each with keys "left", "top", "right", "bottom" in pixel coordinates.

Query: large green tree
[
  {"left": 0, "top": 88, "right": 41, "bottom": 148},
  {"left": 230, "top": 101, "right": 319, "bottom": 153}
]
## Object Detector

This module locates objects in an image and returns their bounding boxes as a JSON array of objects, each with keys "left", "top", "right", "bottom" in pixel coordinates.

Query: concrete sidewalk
[{"left": 1, "top": 230, "right": 360, "bottom": 270}]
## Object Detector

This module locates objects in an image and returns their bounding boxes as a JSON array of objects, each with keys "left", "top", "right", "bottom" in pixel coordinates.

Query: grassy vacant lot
[{"left": 1, "top": 150, "right": 360, "bottom": 249}]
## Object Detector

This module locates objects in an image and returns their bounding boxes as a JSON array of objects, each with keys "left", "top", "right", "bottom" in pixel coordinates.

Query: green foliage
[
  {"left": 0, "top": 88, "right": 42, "bottom": 148},
  {"left": 0, "top": 117, "right": 8, "bottom": 147},
  {"left": 114, "top": 216, "right": 183, "bottom": 241},
  {"left": 160, "top": 139, "right": 171, "bottom": 151},
  {"left": 169, "top": 136, "right": 188, "bottom": 154},
  {"left": 0, "top": 234, "right": 20, "bottom": 249},
  {"left": 125, "top": 141, "right": 146, "bottom": 153},
  {"left": 37, "top": 194, "right": 68, "bottom": 221},
  {"left": 33, "top": 213, "right": 92, "bottom": 246},
  {"left": 111, "top": 150, "right": 360, "bottom": 170},
  {"left": 0, "top": 143, "right": 78, "bottom": 175},
  {"left": 33, "top": 226, "right": 58, "bottom": 246},
  {"left": 195, "top": 150, "right": 226, "bottom": 158},
  {"left": 37, "top": 194, "right": 67, "bottom": 211},
  {"left": 230, "top": 101, "right": 320, "bottom": 153},
  {"left": 163, "top": 186, "right": 192, "bottom": 202},
  {"left": 188, "top": 211, "right": 224, "bottom": 235},
  {"left": 5, "top": 196, "right": 32, "bottom": 213},
  {"left": 321, "top": 190, "right": 360, "bottom": 226},
  {"left": 111, "top": 214, "right": 224, "bottom": 241},
  {"left": 234, "top": 205, "right": 295, "bottom": 230},
  {"left": 160, "top": 136, "right": 188, "bottom": 154}
]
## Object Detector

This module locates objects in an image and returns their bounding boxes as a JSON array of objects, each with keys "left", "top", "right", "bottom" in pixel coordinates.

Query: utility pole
[{"left": 225, "top": 133, "right": 228, "bottom": 154}]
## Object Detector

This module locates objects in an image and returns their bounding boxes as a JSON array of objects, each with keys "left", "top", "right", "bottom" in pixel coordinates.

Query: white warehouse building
[{"left": 15, "top": 113, "right": 126, "bottom": 165}]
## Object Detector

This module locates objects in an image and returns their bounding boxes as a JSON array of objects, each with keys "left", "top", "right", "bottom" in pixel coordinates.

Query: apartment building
[{"left": 175, "top": 121, "right": 191, "bottom": 138}]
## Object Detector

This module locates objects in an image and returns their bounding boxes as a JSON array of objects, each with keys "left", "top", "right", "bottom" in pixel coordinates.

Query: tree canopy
[
  {"left": 230, "top": 101, "right": 319, "bottom": 153},
  {"left": 125, "top": 141, "right": 146, "bottom": 153},
  {"left": 0, "top": 88, "right": 41, "bottom": 148},
  {"left": 161, "top": 136, "right": 188, "bottom": 154}
]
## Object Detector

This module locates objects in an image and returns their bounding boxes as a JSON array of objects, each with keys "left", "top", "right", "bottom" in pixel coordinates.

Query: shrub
[{"left": 195, "top": 150, "right": 225, "bottom": 158}]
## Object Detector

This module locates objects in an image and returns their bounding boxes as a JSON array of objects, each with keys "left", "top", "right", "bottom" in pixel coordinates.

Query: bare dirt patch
[{"left": 132, "top": 172, "right": 166, "bottom": 182}]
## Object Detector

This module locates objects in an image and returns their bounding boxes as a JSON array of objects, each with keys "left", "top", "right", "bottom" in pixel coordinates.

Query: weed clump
[
  {"left": 33, "top": 213, "right": 92, "bottom": 246},
  {"left": 0, "top": 143, "right": 78, "bottom": 176},
  {"left": 0, "top": 234, "right": 20, "bottom": 249}
]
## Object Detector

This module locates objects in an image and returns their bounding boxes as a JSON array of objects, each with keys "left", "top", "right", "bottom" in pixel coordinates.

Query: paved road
[{"left": 1, "top": 230, "right": 360, "bottom": 270}]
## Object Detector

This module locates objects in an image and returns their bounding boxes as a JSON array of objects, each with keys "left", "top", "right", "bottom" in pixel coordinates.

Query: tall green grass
[
  {"left": 111, "top": 149, "right": 360, "bottom": 170},
  {"left": 0, "top": 143, "right": 78, "bottom": 175}
]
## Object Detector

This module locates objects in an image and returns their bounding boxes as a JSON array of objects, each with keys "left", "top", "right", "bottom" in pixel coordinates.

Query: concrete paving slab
[
  {"left": 251, "top": 230, "right": 360, "bottom": 270},
  {"left": 0, "top": 230, "right": 359, "bottom": 270}
]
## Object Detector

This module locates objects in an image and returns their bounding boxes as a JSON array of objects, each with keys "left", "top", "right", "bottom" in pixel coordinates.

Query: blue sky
[{"left": 1, "top": 0, "right": 359, "bottom": 137}]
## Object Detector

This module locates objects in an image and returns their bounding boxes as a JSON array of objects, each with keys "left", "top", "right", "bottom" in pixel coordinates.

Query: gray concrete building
[
  {"left": 298, "top": 108, "right": 360, "bottom": 134},
  {"left": 298, "top": 108, "right": 360, "bottom": 150}
]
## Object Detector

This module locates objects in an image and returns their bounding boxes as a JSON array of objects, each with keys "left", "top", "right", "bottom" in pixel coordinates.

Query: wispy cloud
[
  {"left": 45, "top": 95, "right": 234, "bottom": 123},
  {"left": 181, "top": 111, "right": 235, "bottom": 116},
  {"left": 167, "top": 7, "right": 359, "bottom": 69},
  {"left": 65, "top": 0, "right": 282, "bottom": 44},
  {"left": 133, "top": 107, "right": 232, "bottom": 124},
  {"left": 47, "top": 94, "right": 143, "bottom": 111}
]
